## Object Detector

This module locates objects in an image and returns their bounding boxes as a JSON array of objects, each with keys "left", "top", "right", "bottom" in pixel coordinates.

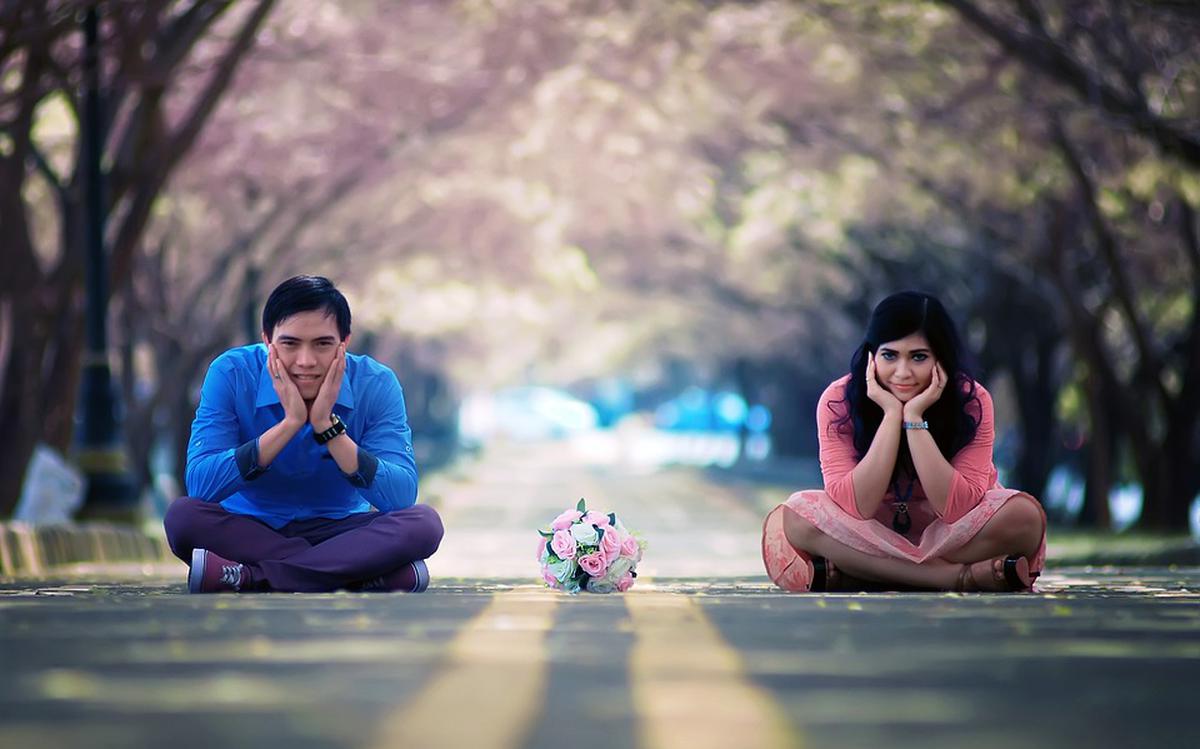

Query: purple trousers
[{"left": 163, "top": 497, "right": 444, "bottom": 592}]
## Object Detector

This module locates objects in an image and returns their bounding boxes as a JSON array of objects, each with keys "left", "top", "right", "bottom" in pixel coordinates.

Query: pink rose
[
  {"left": 616, "top": 572, "right": 634, "bottom": 592},
  {"left": 551, "top": 529, "right": 577, "bottom": 559},
  {"left": 542, "top": 568, "right": 561, "bottom": 588},
  {"left": 600, "top": 526, "right": 621, "bottom": 562},
  {"left": 537, "top": 537, "right": 548, "bottom": 560},
  {"left": 551, "top": 509, "right": 583, "bottom": 530},
  {"left": 583, "top": 510, "right": 610, "bottom": 526},
  {"left": 620, "top": 533, "right": 639, "bottom": 558},
  {"left": 578, "top": 552, "right": 607, "bottom": 578}
]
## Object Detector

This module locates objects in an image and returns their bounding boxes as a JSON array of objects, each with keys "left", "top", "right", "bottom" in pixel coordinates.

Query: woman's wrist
[{"left": 882, "top": 406, "right": 905, "bottom": 423}]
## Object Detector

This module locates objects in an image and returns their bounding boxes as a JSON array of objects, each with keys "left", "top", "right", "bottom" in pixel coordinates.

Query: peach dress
[{"left": 762, "top": 376, "right": 1047, "bottom": 591}]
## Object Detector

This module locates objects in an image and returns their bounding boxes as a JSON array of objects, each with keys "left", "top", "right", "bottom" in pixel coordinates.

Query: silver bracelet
[{"left": 903, "top": 420, "right": 929, "bottom": 430}]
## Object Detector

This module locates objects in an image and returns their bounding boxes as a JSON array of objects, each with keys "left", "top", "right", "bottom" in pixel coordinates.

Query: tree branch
[
  {"left": 26, "top": 139, "right": 64, "bottom": 196},
  {"left": 1180, "top": 196, "right": 1200, "bottom": 275},
  {"left": 935, "top": 0, "right": 1200, "bottom": 169},
  {"left": 1173, "top": 195, "right": 1200, "bottom": 414},
  {"left": 108, "top": 0, "right": 276, "bottom": 294},
  {"left": 161, "top": 0, "right": 274, "bottom": 174},
  {"left": 1050, "top": 115, "right": 1171, "bottom": 408},
  {"left": 108, "top": 1, "right": 232, "bottom": 202}
]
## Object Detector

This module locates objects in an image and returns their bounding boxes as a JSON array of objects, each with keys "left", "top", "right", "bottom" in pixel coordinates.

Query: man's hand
[
  {"left": 268, "top": 343, "right": 307, "bottom": 428},
  {"left": 309, "top": 342, "right": 346, "bottom": 431},
  {"left": 903, "top": 361, "right": 947, "bottom": 421},
  {"left": 866, "top": 352, "right": 903, "bottom": 418}
]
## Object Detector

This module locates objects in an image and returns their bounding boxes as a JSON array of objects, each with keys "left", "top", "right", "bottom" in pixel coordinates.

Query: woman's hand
[
  {"left": 866, "top": 352, "right": 903, "bottom": 417},
  {"left": 903, "top": 361, "right": 947, "bottom": 421}
]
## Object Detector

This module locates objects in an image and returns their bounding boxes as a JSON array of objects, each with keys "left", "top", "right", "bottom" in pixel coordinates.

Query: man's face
[{"left": 263, "top": 310, "right": 348, "bottom": 402}]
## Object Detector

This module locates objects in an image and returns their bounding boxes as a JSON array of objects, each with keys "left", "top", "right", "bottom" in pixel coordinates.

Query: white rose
[{"left": 571, "top": 522, "right": 599, "bottom": 546}]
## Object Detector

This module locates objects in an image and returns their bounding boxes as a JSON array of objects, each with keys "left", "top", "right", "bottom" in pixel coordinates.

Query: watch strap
[{"left": 314, "top": 413, "right": 346, "bottom": 444}]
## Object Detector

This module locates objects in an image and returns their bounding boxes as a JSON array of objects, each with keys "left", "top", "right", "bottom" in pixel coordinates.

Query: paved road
[{"left": 2, "top": 443, "right": 1199, "bottom": 749}]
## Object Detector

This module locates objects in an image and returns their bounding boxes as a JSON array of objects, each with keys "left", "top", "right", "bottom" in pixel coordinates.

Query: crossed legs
[
  {"left": 782, "top": 494, "right": 1044, "bottom": 591},
  {"left": 164, "top": 497, "right": 444, "bottom": 592}
]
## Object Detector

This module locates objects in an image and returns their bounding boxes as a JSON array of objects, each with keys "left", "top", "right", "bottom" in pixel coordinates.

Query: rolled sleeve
[
  {"left": 184, "top": 357, "right": 255, "bottom": 502},
  {"left": 234, "top": 439, "right": 270, "bottom": 481},
  {"left": 350, "top": 370, "right": 419, "bottom": 510},
  {"left": 342, "top": 447, "right": 379, "bottom": 489}
]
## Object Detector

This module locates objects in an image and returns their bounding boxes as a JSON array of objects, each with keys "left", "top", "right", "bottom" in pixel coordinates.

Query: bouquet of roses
[{"left": 537, "top": 498, "right": 645, "bottom": 593}]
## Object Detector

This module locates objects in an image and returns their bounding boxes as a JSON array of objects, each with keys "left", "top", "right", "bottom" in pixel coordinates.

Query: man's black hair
[{"left": 261, "top": 275, "right": 352, "bottom": 340}]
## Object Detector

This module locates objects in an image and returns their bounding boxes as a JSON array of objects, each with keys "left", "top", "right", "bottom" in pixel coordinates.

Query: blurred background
[{"left": 2, "top": 0, "right": 1199, "bottom": 538}]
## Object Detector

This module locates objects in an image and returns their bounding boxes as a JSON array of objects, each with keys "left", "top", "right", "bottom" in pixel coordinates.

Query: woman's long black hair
[{"left": 831, "top": 291, "right": 980, "bottom": 482}]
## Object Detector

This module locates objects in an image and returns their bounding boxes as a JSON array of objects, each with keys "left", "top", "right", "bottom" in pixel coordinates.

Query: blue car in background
[{"left": 459, "top": 386, "right": 600, "bottom": 444}]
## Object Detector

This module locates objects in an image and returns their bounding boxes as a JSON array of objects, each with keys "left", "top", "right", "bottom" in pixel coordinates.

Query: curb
[
  {"left": 0, "top": 522, "right": 171, "bottom": 578},
  {"left": 1050, "top": 546, "right": 1200, "bottom": 568}
]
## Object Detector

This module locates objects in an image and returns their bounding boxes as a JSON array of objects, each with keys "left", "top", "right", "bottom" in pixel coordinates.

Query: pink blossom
[
  {"left": 551, "top": 529, "right": 577, "bottom": 559},
  {"left": 551, "top": 509, "right": 583, "bottom": 530},
  {"left": 616, "top": 572, "right": 635, "bottom": 592},
  {"left": 600, "top": 526, "right": 621, "bottom": 562},
  {"left": 537, "top": 537, "right": 547, "bottom": 560},
  {"left": 620, "top": 533, "right": 639, "bottom": 558},
  {"left": 542, "top": 568, "right": 561, "bottom": 588},
  {"left": 578, "top": 552, "right": 607, "bottom": 578},
  {"left": 583, "top": 510, "right": 610, "bottom": 527}
]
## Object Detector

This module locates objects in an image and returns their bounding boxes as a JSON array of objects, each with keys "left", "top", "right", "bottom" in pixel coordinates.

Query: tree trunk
[
  {"left": 1079, "top": 374, "right": 1113, "bottom": 529},
  {"left": 171, "top": 382, "right": 195, "bottom": 498},
  {"left": 1130, "top": 441, "right": 1172, "bottom": 530},
  {"left": 0, "top": 344, "right": 39, "bottom": 516}
]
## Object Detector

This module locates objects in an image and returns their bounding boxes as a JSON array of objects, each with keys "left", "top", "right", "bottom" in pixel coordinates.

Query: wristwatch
[{"left": 313, "top": 413, "right": 347, "bottom": 444}]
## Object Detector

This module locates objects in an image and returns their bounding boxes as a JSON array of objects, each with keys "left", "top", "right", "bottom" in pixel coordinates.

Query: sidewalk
[{"left": 0, "top": 521, "right": 173, "bottom": 579}]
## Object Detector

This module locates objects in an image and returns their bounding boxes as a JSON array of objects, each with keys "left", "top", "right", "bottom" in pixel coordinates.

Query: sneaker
[
  {"left": 188, "top": 548, "right": 246, "bottom": 593},
  {"left": 356, "top": 559, "right": 430, "bottom": 593}
]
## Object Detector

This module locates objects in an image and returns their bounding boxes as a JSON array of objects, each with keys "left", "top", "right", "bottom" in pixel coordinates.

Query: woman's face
[{"left": 873, "top": 332, "right": 935, "bottom": 403}]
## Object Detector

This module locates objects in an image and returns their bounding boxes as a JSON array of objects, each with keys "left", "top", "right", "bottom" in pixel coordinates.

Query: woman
[{"left": 762, "top": 291, "right": 1046, "bottom": 592}]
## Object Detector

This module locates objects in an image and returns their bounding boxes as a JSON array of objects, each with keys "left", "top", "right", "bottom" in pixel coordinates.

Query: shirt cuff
[
  {"left": 235, "top": 439, "right": 270, "bottom": 481},
  {"left": 343, "top": 448, "right": 379, "bottom": 489}
]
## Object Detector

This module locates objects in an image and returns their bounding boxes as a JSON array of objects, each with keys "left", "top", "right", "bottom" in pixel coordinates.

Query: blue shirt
[{"left": 185, "top": 344, "right": 419, "bottom": 528}]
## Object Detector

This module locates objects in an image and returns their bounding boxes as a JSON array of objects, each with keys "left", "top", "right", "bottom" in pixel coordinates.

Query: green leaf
[
  {"left": 538, "top": 528, "right": 554, "bottom": 538},
  {"left": 576, "top": 497, "right": 587, "bottom": 513},
  {"left": 595, "top": 526, "right": 605, "bottom": 542},
  {"left": 608, "top": 512, "right": 617, "bottom": 526}
]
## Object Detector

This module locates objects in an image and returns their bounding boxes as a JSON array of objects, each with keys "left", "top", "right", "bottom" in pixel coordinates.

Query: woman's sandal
[
  {"left": 810, "top": 556, "right": 841, "bottom": 592},
  {"left": 955, "top": 554, "right": 1032, "bottom": 592}
]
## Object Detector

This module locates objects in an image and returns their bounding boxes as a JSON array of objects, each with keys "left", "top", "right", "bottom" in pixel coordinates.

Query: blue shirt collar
[{"left": 255, "top": 348, "right": 356, "bottom": 411}]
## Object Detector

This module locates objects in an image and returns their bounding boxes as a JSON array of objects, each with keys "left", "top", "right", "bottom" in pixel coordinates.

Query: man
[{"left": 164, "top": 275, "right": 443, "bottom": 593}]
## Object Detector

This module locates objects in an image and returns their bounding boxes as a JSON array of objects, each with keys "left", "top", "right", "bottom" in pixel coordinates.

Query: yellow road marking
[
  {"left": 627, "top": 591, "right": 799, "bottom": 749},
  {"left": 374, "top": 587, "right": 558, "bottom": 749}
]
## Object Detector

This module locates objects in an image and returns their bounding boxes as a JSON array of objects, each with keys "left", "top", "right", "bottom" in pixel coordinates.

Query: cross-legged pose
[
  {"left": 164, "top": 275, "right": 443, "bottom": 593},
  {"left": 763, "top": 291, "right": 1046, "bottom": 592}
]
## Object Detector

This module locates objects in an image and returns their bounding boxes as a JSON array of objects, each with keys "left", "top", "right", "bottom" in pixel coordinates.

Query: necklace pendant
[{"left": 892, "top": 502, "right": 911, "bottom": 534}]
